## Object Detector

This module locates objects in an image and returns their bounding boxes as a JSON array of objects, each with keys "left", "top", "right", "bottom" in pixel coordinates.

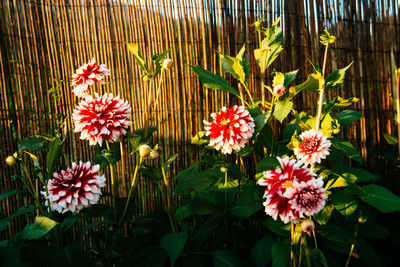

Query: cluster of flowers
[
  {"left": 202, "top": 85, "right": 331, "bottom": 224},
  {"left": 46, "top": 59, "right": 133, "bottom": 213}
]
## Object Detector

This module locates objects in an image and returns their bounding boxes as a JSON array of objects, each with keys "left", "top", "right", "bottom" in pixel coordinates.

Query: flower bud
[
  {"left": 301, "top": 219, "right": 315, "bottom": 233},
  {"left": 149, "top": 150, "right": 159, "bottom": 160},
  {"left": 273, "top": 84, "right": 286, "bottom": 97},
  {"left": 358, "top": 216, "right": 367, "bottom": 224},
  {"left": 104, "top": 152, "right": 112, "bottom": 158},
  {"left": 162, "top": 58, "right": 173, "bottom": 70},
  {"left": 220, "top": 167, "right": 228, "bottom": 173},
  {"left": 139, "top": 144, "right": 152, "bottom": 158},
  {"left": 254, "top": 20, "right": 261, "bottom": 28},
  {"left": 5, "top": 155, "right": 17, "bottom": 166}
]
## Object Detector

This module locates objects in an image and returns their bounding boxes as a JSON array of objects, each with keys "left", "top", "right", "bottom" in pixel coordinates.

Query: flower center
[
  {"left": 297, "top": 189, "right": 318, "bottom": 208},
  {"left": 220, "top": 119, "right": 228, "bottom": 126},
  {"left": 282, "top": 180, "right": 293, "bottom": 189},
  {"left": 303, "top": 138, "right": 318, "bottom": 150}
]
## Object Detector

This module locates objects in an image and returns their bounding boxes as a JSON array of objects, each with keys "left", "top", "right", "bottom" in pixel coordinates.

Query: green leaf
[
  {"left": 190, "top": 65, "right": 240, "bottom": 96},
  {"left": 250, "top": 234, "right": 275, "bottom": 266},
  {"left": 212, "top": 250, "right": 242, "bottom": 267},
  {"left": 288, "top": 73, "right": 324, "bottom": 99},
  {"left": 161, "top": 232, "right": 188, "bottom": 266},
  {"left": 19, "top": 216, "right": 57, "bottom": 240},
  {"left": 126, "top": 43, "right": 148, "bottom": 73},
  {"left": 230, "top": 195, "right": 262, "bottom": 217},
  {"left": 383, "top": 133, "right": 398, "bottom": 146},
  {"left": 273, "top": 99, "right": 293, "bottom": 123},
  {"left": 191, "top": 131, "right": 209, "bottom": 145},
  {"left": 358, "top": 222, "right": 390, "bottom": 239},
  {"left": 218, "top": 179, "right": 239, "bottom": 189},
  {"left": 320, "top": 30, "right": 336, "bottom": 45},
  {"left": 331, "top": 138, "right": 362, "bottom": 164},
  {"left": 330, "top": 191, "right": 358, "bottom": 216},
  {"left": 272, "top": 72, "right": 285, "bottom": 88},
  {"left": 218, "top": 45, "right": 248, "bottom": 84},
  {"left": 254, "top": 111, "right": 271, "bottom": 135},
  {"left": 358, "top": 184, "right": 400, "bottom": 213},
  {"left": 0, "top": 206, "right": 37, "bottom": 232},
  {"left": 325, "top": 96, "right": 359, "bottom": 112},
  {"left": 18, "top": 136, "right": 50, "bottom": 151},
  {"left": 325, "top": 62, "right": 353, "bottom": 90},
  {"left": 256, "top": 157, "right": 279, "bottom": 176},
  {"left": 153, "top": 49, "right": 170, "bottom": 75},
  {"left": 0, "top": 189, "right": 23, "bottom": 201},
  {"left": 283, "top": 69, "right": 299, "bottom": 87},
  {"left": 336, "top": 110, "right": 362, "bottom": 125},
  {"left": 175, "top": 197, "right": 218, "bottom": 220},
  {"left": 163, "top": 153, "right": 179, "bottom": 171},
  {"left": 311, "top": 248, "right": 329, "bottom": 267},
  {"left": 358, "top": 237, "right": 382, "bottom": 266},
  {"left": 46, "top": 138, "right": 62, "bottom": 180},
  {"left": 271, "top": 239, "right": 291, "bottom": 267},
  {"left": 265, "top": 219, "right": 290, "bottom": 237},
  {"left": 313, "top": 204, "right": 334, "bottom": 225},
  {"left": 61, "top": 216, "right": 80, "bottom": 232}
]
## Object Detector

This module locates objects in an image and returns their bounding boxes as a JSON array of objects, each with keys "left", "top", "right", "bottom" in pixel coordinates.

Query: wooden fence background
[{"left": 1, "top": 0, "right": 399, "bottom": 240}]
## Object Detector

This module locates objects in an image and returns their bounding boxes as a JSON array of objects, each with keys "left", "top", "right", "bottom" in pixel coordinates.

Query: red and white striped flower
[
  {"left": 73, "top": 93, "right": 132, "bottom": 146},
  {"left": 257, "top": 156, "right": 317, "bottom": 223},
  {"left": 284, "top": 177, "right": 327, "bottom": 218},
  {"left": 294, "top": 129, "right": 331, "bottom": 165},
  {"left": 71, "top": 58, "right": 110, "bottom": 98},
  {"left": 46, "top": 161, "right": 105, "bottom": 214},
  {"left": 203, "top": 105, "right": 255, "bottom": 154}
]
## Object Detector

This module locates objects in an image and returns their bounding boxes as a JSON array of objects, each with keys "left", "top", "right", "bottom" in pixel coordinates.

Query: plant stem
[
  {"left": 22, "top": 164, "right": 45, "bottom": 214},
  {"left": 161, "top": 165, "right": 178, "bottom": 233},
  {"left": 345, "top": 223, "right": 359, "bottom": 267},
  {"left": 152, "top": 68, "right": 164, "bottom": 113},
  {"left": 312, "top": 230, "right": 318, "bottom": 249},
  {"left": 315, "top": 43, "right": 329, "bottom": 132},
  {"left": 119, "top": 157, "right": 143, "bottom": 224},
  {"left": 298, "top": 236, "right": 303, "bottom": 267},
  {"left": 242, "top": 83, "right": 254, "bottom": 105},
  {"left": 259, "top": 30, "right": 265, "bottom": 111},
  {"left": 238, "top": 83, "right": 246, "bottom": 107},
  {"left": 105, "top": 141, "right": 117, "bottom": 222},
  {"left": 290, "top": 222, "right": 295, "bottom": 267}
]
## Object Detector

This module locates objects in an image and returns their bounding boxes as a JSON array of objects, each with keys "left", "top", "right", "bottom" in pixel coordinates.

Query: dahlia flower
[
  {"left": 257, "top": 156, "right": 316, "bottom": 223},
  {"left": 46, "top": 161, "right": 105, "bottom": 214},
  {"left": 71, "top": 58, "right": 110, "bottom": 98},
  {"left": 73, "top": 93, "right": 132, "bottom": 146},
  {"left": 258, "top": 156, "right": 327, "bottom": 223},
  {"left": 203, "top": 105, "right": 255, "bottom": 154},
  {"left": 285, "top": 178, "right": 327, "bottom": 218},
  {"left": 294, "top": 129, "right": 331, "bottom": 165}
]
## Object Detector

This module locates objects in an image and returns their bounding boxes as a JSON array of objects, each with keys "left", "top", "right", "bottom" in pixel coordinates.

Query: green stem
[
  {"left": 315, "top": 43, "right": 329, "bottom": 132},
  {"left": 242, "top": 83, "right": 254, "bottom": 105},
  {"left": 345, "top": 223, "right": 358, "bottom": 267},
  {"left": 105, "top": 141, "right": 117, "bottom": 222},
  {"left": 312, "top": 229, "right": 318, "bottom": 249},
  {"left": 159, "top": 183, "right": 176, "bottom": 233},
  {"left": 119, "top": 157, "right": 143, "bottom": 224},
  {"left": 22, "top": 164, "right": 45, "bottom": 214},
  {"left": 290, "top": 222, "right": 295, "bottom": 267},
  {"left": 258, "top": 30, "right": 265, "bottom": 111}
]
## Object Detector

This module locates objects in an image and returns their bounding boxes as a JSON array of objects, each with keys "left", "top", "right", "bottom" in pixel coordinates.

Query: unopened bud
[
  {"left": 6, "top": 156, "right": 17, "bottom": 166},
  {"left": 301, "top": 219, "right": 315, "bottom": 233},
  {"left": 220, "top": 167, "right": 228, "bottom": 173},
  {"left": 162, "top": 58, "right": 173, "bottom": 70},
  {"left": 254, "top": 20, "right": 261, "bottom": 29},
  {"left": 273, "top": 84, "right": 286, "bottom": 97},
  {"left": 139, "top": 144, "right": 152, "bottom": 158},
  {"left": 104, "top": 152, "right": 112, "bottom": 158},
  {"left": 358, "top": 216, "right": 367, "bottom": 224},
  {"left": 149, "top": 150, "right": 159, "bottom": 159},
  {"left": 143, "top": 75, "right": 151, "bottom": 82}
]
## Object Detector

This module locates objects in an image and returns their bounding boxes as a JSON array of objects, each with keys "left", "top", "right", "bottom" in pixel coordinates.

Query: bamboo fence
[{"left": 0, "top": 0, "right": 399, "bottom": 240}]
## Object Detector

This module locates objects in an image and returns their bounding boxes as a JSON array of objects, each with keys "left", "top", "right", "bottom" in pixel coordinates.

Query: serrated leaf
[
  {"left": 218, "top": 45, "right": 248, "bottom": 84},
  {"left": 126, "top": 43, "right": 148, "bottom": 72},
  {"left": 61, "top": 216, "right": 80, "bottom": 232},
  {"left": 161, "top": 232, "right": 188, "bottom": 266},
  {"left": 230, "top": 195, "right": 262, "bottom": 217},
  {"left": 218, "top": 179, "right": 239, "bottom": 189},
  {"left": 273, "top": 99, "right": 293, "bottom": 123},
  {"left": 250, "top": 234, "right": 275, "bottom": 266},
  {"left": 313, "top": 204, "right": 334, "bottom": 225},
  {"left": 288, "top": 73, "right": 324, "bottom": 99},
  {"left": 271, "top": 239, "right": 291, "bottom": 267},
  {"left": 383, "top": 133, "right": 398, "bottom": 146},
  {"left": 18, "top": 136, "right": 49, "bottom": 151},
  {"left": 325, "top": 62, "right": 353, "bottom": 90},
  {"left": 330, "top": 191, "right": 358, "bottom": 216},
  {"left": 254, "top": 111, "right": 271, "bottom": 135},
  {"left": 336, "top": 110, "right": 362, "bottom": 125},
  {"left": 265, "top": 219, "right": 290, "bottom": 237},
  {"left": 331, "top": 138, "right": 362, "bottom": 164},
  {"left": 191, "top": 65, "right": 239, "bottom": 96},
  {"left": 283, "top": 69, "right": 299, "bottom": 87},
  {"left": 19, "top": 216, "right": 57, "bottom": 240},
  {"left": 272, "top": 72, "right": 285, "bottom": 88},
  {"left": 358, "top": 184, "right": 400, "bottom": 213}
]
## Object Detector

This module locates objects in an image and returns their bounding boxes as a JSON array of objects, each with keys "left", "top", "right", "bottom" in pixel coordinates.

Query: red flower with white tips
[
  {"left": 203, "top": 105, "right": 255, "bottom": 154},
  {"left": 284, "top": 178, "right": 327, "bottom": 218},
  {"left": 257, "top": 156, "right": 318, "bottom": 223},
  {"left": 71, "top": 58, "right": 110, "bottom": 98},
  {"left": 73, "top": 93, "right": 132, "bottom": 146},
  {"left": 294, "top": 129, "right": 331, "bottom": 165},
  {"left": 46, "top": 161, "right": 105, "bottom": 214}
]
